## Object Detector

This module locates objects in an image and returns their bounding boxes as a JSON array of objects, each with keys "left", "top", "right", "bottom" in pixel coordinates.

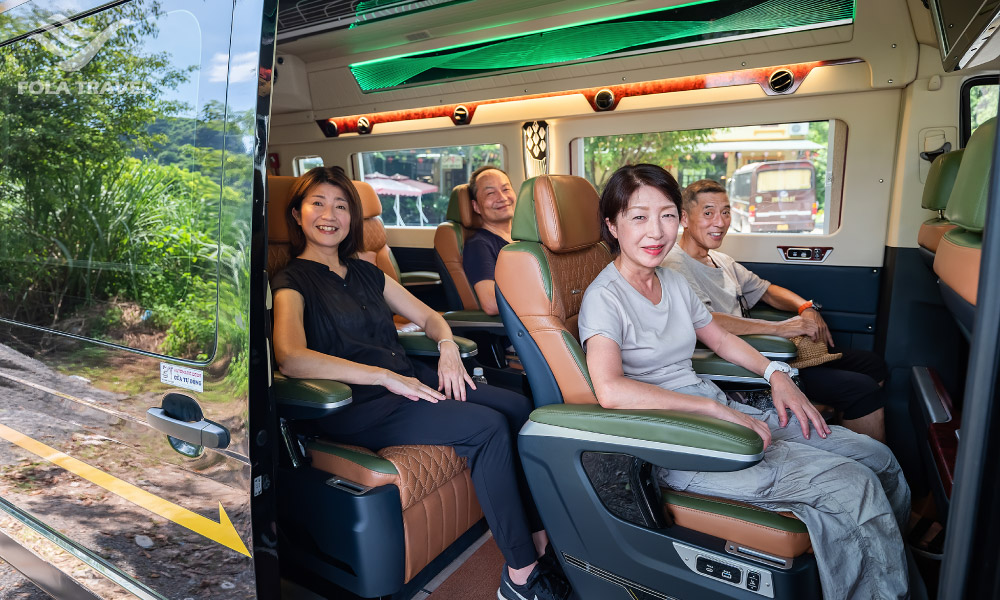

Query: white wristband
[
  {"left": 437, "top": 338, "right": 457, "bottom": 352},
  {"left": 763, "top": 361, "right": 792, "bottom": 384}
]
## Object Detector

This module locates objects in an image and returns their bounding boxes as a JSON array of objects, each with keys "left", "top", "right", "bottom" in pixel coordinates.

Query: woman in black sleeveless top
[{"left": 271, "top": 167, "right": 568, "bottom": 600}]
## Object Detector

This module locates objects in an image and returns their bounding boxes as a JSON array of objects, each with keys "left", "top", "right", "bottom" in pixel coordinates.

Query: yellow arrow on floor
[{"left": 0, "top": 422, "right": 250, "bottom": 557}]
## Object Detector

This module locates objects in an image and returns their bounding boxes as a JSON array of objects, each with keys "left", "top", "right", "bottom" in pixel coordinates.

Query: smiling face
[
  {"left": 606, "top": 185, "right": 680, "bottom": 272},
  {"left": 681, "top": 191, "right": 731, "bottom": 251},
  {"left": 471, "top": 169, "right": 516, "bottom": 226},
  {"left": 291, "top": 182, "right": 351, "bottom": 252}
]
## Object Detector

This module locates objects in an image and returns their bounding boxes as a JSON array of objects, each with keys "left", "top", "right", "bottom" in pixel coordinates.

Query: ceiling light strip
[{"left": 315, "top": 58, "right": 860, "bottom": 138}]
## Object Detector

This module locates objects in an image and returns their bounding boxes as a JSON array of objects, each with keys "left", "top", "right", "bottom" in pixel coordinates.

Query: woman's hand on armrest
[
  {"left": 708, "top": 402, "right": 772, "bottom": 449},
  {"left": 770, "top": 373, "right": 830, "bottom": 440}
]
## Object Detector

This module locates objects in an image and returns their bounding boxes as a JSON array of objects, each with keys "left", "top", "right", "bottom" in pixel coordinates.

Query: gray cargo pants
[{"left": 659, "top": 380, "right": 910, "bottom": 600}]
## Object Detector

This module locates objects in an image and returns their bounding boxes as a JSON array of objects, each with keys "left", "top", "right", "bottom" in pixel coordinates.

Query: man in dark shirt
[{"left": 463, "top": 166, "right": 517, "bottom": 315}]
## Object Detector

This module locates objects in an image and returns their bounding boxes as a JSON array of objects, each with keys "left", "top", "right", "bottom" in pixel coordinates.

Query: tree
[{"left": 584, "top": 128, "right": 715, "bottom": 191}]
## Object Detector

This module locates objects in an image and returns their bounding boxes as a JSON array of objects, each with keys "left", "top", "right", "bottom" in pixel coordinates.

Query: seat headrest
[
  {"left": 447, "top": 184, "right": 483, "bottom": 229},
  {"left": 922, "top": 149, "right": 964, "bottom": 212},
  {"left": 512, "top": 175, "right": 602, "bottom": 253},
  {"left": 267, "top": 175, "right": 299, "bottom": 243},
  {"left": 354, "top": 180, "right": 383, "bottom": 219},
  {"left": 945, "top": 117, "right": 996, "bottom": 233}
]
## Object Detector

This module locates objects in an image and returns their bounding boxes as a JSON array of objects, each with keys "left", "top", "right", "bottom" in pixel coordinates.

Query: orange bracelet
[{"left": 797, "top": 301, "right": 814, "bottom": 315}]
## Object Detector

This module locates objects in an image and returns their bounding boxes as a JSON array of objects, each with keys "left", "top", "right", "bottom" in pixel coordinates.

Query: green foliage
[
  {"left": 807, "top": 120, "right": 829, "bottom": 211},
  {"left": 584, "top": 128, "right": 715, "bottom": 192},
  {"left": 970, "top": 84, "right": 999, "bottom": 133}
]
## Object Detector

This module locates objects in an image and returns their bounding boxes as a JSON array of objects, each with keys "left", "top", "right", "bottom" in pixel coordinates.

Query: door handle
[
  {"left": 146, "top": 408, "right": 230, "bottom": 449},
  {"left": 920, "top": 141, "right": 952, "bottom": 162}
]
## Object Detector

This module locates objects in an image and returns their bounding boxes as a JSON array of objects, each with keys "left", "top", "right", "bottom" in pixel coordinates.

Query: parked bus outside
[{"left": 730, "top": 160, "right": 818, "bottom": 233}]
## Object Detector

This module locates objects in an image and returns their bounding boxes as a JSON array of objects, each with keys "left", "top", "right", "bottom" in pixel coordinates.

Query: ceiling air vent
[
  {"left": 768, "top": 69, "right": 795, "bottom": 94},
  {"left": 406, "top": 30, "right": 432, "bottom": 42}
]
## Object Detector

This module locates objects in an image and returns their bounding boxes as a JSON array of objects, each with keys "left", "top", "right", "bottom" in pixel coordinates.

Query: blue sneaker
[{"left": 497, "top": 563, "right": 571, "bottom": 600}]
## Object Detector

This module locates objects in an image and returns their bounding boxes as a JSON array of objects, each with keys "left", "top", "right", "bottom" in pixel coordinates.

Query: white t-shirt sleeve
[
  {"left": 578, "top": 284, "right": 625, "bottom": 350},
  {"left": 733, "top": 260, "right": 771, "bottom": 308},
  {"left": 680, "top": 277, "right": 714, "bottom": 329}
]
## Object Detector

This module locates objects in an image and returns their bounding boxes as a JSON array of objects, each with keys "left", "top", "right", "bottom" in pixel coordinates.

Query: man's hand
[
  {"left": 770, "top": 373, "right": 830, "bottom": 440},
  {"left": 775, "top": 316, "right": 820, "bottom": 340},
  {"left": 437, "top": 342, "right": 475, "bottom": 401},
  {"left": 801, "top": 308, "right": 834, "bottom": 346}
]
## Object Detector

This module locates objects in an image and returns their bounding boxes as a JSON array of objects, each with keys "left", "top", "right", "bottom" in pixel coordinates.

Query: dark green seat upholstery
[{"left": 934, "top": 118, "right": 995, "bottom": 337}]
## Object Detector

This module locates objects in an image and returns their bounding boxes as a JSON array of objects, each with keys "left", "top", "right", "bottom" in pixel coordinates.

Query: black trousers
[
  {"left": 318, "top": 361, "right": 542, "bottom": 569},
  {"left": 797, "top": 347, "right": 888, "bottom": 420}
]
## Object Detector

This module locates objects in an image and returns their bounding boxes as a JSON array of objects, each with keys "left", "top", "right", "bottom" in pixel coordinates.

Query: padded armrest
[
  {"left": 692, "top": 354, "right": 793, "bottom": 384},
  {"left": 697, "top": 334, "right": 795, "bottom": 359},
  {"left": 397, "top": 332, "right": 478, "bottom": 357},
  {"left": 748, "top": 306, "right": 795, "bottom": 321},
  {"left": 521, "top": 404, "right": 764, "bottom": 472},
  {"left": 400, "top": 271, "right": 441, "bottom": 287},
  {"left": 273, "top": 372, "right": 352, "bottom": 420},
  {"left": 442, "top": 310, "right": 505, "bottom": 329}
]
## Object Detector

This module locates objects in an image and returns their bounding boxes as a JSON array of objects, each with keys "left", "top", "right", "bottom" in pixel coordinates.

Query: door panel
[
  {"left": 743, "top": 262, "right": 881, "bottom": 350},
  {"left": 0, "top": 0, "right": 266, "bottom": 596}
]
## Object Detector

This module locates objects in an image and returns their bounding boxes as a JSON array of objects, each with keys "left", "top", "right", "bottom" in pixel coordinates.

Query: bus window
[
  {"left": 961, "top": 75, "right": 999, "bottom": 147},
  {"left": 355, "top": 144, "right": 505, "bottom": 227},
  {"left": 293, "top": 155, "right": 324, "bottom": 175},
  {"left": 0, "top": 1, "right": 229, "bottom": 362},
  {"left": 580, "top": 120, "right": 845, "bottom": 235}
]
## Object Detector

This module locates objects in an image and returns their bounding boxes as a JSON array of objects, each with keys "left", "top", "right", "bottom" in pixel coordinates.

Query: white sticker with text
[{"left": 160, "top": 363, "right": 204, "bottom": 393}]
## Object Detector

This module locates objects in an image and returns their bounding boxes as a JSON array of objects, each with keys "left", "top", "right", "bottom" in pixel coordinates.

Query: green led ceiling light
[
  {"left": 350, "top": 0, "right": 855, "bottom": 92},
  {"left": 351, "top": 0, "right": 475, "bottom": 27}
]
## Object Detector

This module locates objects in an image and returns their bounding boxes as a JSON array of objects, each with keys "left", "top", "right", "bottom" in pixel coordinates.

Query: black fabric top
[
  {"left": 271, "top": 257, "right": 415, "bottom": 404},
  {"left": 463, "top": 228, "right": 509, "bottom": 287}
]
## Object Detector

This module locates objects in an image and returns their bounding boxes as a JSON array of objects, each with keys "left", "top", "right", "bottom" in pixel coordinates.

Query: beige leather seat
[
  {"left": 434, "top": 184, "right": 484, "bottom": 311},
  {"left": 354, "top": 180, "right": 441, "bottom": 291},
  {"left": 354, "top": 180, "right": 422, "bottom": 333}
]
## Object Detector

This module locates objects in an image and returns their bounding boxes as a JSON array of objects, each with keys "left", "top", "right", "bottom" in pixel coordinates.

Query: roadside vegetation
[{"left": 0, "top": 3, "right": 251, "bottom": 393}]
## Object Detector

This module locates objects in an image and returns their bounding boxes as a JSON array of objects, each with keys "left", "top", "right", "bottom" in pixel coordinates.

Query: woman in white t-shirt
[{"left": 577, "top": 164, "right": 909, "bottom": 600}]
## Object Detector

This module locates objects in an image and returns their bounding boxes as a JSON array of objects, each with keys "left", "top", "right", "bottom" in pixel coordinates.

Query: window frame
[
  {"left": 960, "top": 74, "right": 999, "bottom": 148},
  {"left": 571, "top": 119, "right": 847, "bottom": 236},
  {"left": 292, "top": 155, "right": 324, "bottom": 176}
]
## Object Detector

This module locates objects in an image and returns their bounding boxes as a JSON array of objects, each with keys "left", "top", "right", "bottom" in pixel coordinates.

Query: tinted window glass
[
  {"left": 356, "top": 144, "right": 505, "bottom": 227},
  {"left": 582, "top": 120, "right": 842, "bottom": 235},
  {"left": 0, "top": 1, "right": 230, "bottom": 361}
]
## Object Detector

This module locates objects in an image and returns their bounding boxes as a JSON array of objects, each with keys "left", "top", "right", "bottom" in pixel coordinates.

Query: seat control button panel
[{"left": 747, "top": 570, "right": 762, "bottom": 592}]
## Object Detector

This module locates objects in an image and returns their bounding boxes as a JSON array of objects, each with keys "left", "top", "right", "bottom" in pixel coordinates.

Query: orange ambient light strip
[{"left": 316, "top": 58, "right": 861, "bottom": 137}]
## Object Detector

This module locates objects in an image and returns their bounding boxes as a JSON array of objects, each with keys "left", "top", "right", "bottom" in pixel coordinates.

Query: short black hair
[
  {"left": 681, "top": 179, "right": 727, "bottom": 213},
  {"left": 468, "top": 165, "right": 508, "bottom": 202},
  {"left": 285, "top": 166, "right": 364, "bottom": 262},
  {"left": 599, "top": 164, "right": 682, "bottom": 254}
]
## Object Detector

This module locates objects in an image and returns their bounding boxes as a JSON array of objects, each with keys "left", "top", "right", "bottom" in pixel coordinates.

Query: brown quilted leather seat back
[
  {"left": 434, "top": 184, "right": 482, "bottom": 310},
  {"left": 308, "top": 442, "right": 483, "bottom": 583},
  {"left": 496, "top": 175, "right": 611, "bottom": 405}
]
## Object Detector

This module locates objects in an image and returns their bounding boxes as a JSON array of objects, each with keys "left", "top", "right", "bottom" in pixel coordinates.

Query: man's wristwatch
[
  {"left": 764, "top": 361, "right": 794, "bottom": 384},
  {"left": 797, "top": 300, "right": 822, "bottom": 315}
]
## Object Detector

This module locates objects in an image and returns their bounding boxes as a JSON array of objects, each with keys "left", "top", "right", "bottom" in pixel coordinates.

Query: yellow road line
[{"left": 0, "top": 422, "right": 250, "bottom": 557}]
